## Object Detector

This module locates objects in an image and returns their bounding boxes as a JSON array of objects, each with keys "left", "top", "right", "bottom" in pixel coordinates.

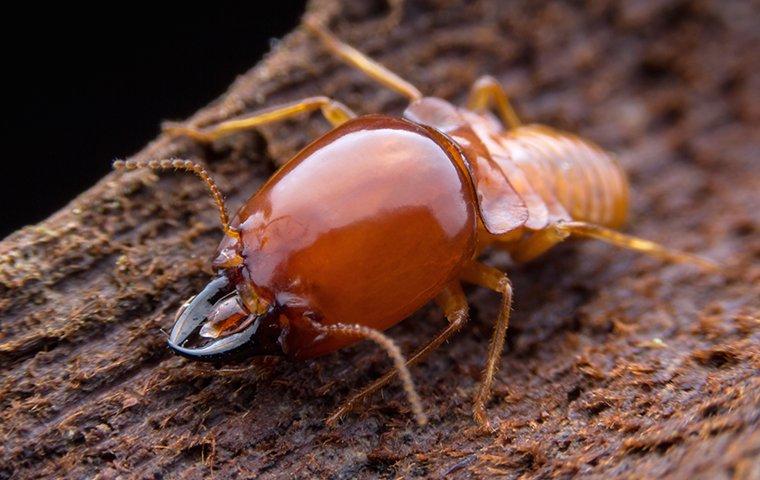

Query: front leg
[{"left": 163, "top": 96, "right": 356, "bottom": 143}]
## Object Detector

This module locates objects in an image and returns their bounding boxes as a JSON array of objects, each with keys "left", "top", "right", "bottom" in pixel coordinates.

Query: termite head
[
  {"left": 113, "top": 158, "right": 284, "bottom": 362},
  {"left": 167, "top": 233, "right": 284, "bottom": 362}
]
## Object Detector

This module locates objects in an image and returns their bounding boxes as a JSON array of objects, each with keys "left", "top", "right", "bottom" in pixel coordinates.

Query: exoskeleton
[{"left": 115, "top": 22, "right": 715, "bottom": 428}]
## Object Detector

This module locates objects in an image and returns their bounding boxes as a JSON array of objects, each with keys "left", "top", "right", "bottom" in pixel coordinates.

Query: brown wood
[{"left": 1, "top": 1, "right": 758, "bottom": 478}]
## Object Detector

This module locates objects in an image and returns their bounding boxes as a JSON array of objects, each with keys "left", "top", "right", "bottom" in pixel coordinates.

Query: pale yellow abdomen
[{"left": 498, "top": 125, "right": 630, "bottom": 229}]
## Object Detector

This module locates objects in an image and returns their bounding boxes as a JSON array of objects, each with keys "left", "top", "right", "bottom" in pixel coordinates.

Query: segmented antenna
[
  {"left": 316, "top": 322, "right": 427, "bottom": 426},
  {"left": 113, "top": 158, "right": 239, "bottom": 239}
]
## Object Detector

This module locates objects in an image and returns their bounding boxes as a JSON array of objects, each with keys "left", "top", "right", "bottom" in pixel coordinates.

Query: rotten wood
[{"left": 1, "top": 1, "right": 759, "bottom": 478}]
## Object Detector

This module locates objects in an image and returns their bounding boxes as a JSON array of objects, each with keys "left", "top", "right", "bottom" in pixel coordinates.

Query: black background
[{"left": 3, "top": 3, "right": 307, "bottom": 238}]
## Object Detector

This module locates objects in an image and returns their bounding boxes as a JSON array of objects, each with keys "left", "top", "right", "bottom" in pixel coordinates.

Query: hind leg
[
  {"left": 326, "top": 282, "right": 469, "bottom": 426},
  {"left": 460, "top": 262, "right": 513, "bottom": 429},
  {"left": 467, "top": 75, "right": 522, "bottom": 129},
  {"left": 512, "top": 221, "right": 718, "bottom": 271}
]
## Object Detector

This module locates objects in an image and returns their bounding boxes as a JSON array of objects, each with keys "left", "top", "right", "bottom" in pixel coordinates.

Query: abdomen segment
[{"left": 496, "top": 125, "right": 630, "bottom": 229}]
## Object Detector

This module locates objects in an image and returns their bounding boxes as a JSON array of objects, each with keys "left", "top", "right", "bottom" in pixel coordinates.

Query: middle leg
[
  {"left": 459, "top": 262, "right": 513, "bottom": 428},
  {"left": 305, "top": 20, "right": 423, "bottom": 101}
]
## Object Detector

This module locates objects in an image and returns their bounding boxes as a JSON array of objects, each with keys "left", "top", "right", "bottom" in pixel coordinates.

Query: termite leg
[
  {"left": 305, "top": 19, "right": 423, "bottom": 101},
  {"left": 326, "top": 282, "right": 469, "bottom": 426},
  {"left": 467, "top": 75, "right": 522, "bottom": 130},
  {"left": 512, "top": 221, "right": 719, "bottom": 271},
  {"left": 163, "top": 96, "right": 356, "bottom": 143},
  {"left": 510, "top": 223, "right": 571, "bottom": 263},
  {"left": 460, "top": 263, "right": 513, "bottom": 430}
]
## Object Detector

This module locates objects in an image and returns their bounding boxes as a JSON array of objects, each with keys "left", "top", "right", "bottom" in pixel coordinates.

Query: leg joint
[{"left": 495, "top": 274, "right": 512, "bottom": 296}]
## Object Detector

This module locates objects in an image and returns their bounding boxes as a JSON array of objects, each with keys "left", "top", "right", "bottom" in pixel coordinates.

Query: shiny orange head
[{"left": 160, "top": 115, "right": 479, "bottom": 362}]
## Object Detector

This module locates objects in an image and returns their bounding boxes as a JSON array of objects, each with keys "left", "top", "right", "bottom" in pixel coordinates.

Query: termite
[{"left": 114, "top": 21, "right": 717, "bottom": 428}]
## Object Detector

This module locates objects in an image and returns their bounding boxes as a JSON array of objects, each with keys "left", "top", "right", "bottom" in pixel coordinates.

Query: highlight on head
[{"left": 113, "top": 158, "right": 239, "bottom": 239}]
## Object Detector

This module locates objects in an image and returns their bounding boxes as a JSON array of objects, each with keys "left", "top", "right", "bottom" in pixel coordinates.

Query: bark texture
[{"left": 1, "top": 1, "right": 758, "bottom": 478}]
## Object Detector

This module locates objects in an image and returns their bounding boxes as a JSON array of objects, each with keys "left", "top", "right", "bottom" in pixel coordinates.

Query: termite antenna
[
  {"left": 313, "top": 322, "right": 427, "bottom": 426},
  {"left": 113, "top": 158, "right": 239, "bottom": 239}
]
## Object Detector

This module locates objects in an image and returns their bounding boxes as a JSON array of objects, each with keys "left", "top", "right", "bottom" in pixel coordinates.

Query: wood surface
[{"left": 1, "top": 1, "right": 758, "bottom": 478}]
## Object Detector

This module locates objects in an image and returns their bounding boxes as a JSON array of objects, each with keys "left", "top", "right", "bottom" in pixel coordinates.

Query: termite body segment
[{"left": 116, "top": 23, "right": 716, "bottom": 429}]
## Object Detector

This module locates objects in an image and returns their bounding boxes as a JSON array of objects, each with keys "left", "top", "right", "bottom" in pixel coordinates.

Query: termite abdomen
[{"left": 498, "top": 125, "right": 630, "bottom": 230}]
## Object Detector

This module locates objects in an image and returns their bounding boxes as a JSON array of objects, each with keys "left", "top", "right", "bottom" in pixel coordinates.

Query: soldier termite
[{"left": 114, "top": 21, "right": 717, "bottom": 428}]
